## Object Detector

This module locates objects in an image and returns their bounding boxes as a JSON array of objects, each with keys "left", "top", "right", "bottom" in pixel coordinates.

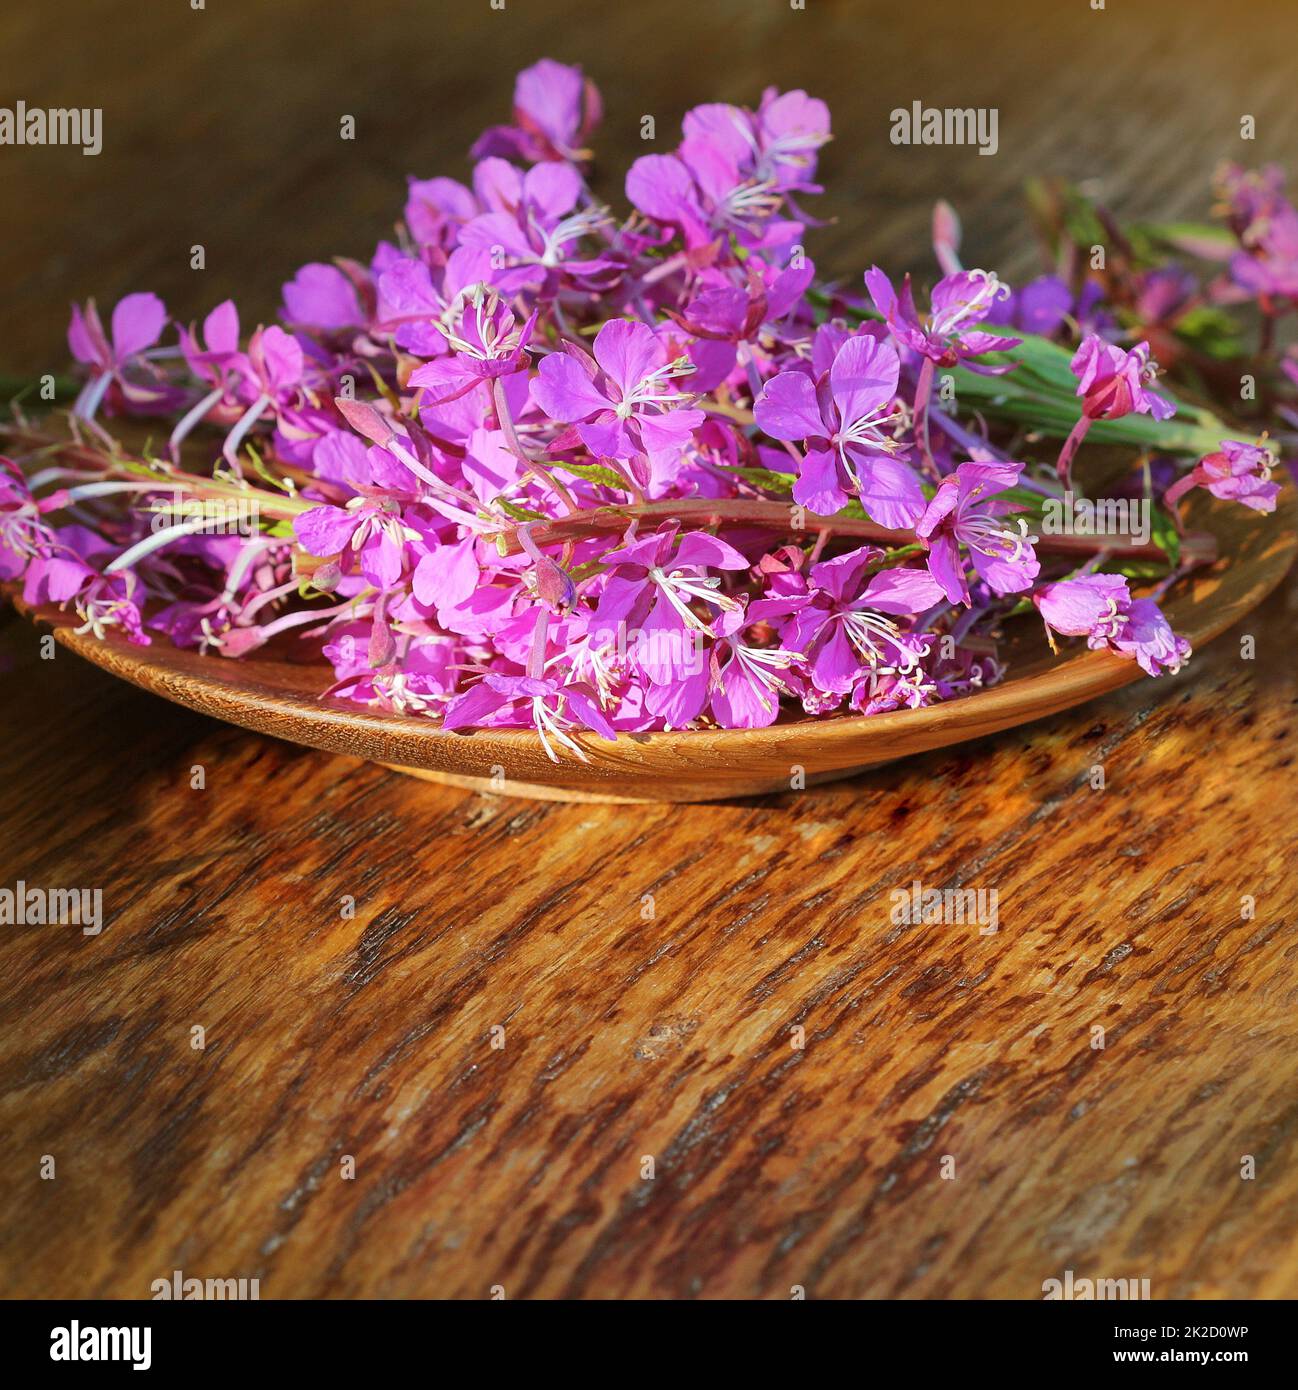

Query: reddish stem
[
  {"left": 913, "top": 357, "right": 937, "bottom": 478},
  {"left": 1055, "top": 414, "right": 1093, "bottom": 490},
  {"left": 490, "top": 496, "right": 1210, "bottom": 565}
]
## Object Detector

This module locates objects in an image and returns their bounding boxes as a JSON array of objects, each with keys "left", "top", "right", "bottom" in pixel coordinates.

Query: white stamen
[{"left": 928, "top": 269, "right": 1010, "bottom": 338}]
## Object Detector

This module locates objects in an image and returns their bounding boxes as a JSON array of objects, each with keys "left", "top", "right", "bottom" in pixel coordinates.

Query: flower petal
[
  {"left": 110, "top": 292, "right": 167, "bottom": 359},
  {"left": 755, "top": 370, "right": 825, "bottom": 442},
  {"left": 533, "top": 352, "right": 609, "bottom": 423},
  {"left": 293, "top": 505, "right": 357, "bottom": 556}
]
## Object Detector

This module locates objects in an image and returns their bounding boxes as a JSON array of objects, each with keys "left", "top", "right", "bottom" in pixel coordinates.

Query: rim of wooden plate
[{"left": 9, "top": 485, "right": 1295, "bottom": 801}]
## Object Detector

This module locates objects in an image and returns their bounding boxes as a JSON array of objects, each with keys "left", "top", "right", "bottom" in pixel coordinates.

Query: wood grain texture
[{"left": 2, "top": 0, "right": 1298, "bottom": 1299}]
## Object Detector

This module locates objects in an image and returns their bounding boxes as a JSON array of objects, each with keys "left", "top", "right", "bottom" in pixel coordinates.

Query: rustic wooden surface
[{"left": 2, "top": 0, "right": 1298, "bottom": 1299}]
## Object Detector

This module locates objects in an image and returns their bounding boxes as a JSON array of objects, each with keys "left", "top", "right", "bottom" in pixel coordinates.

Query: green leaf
[
  {"left": 947, "top": 333, "right": 1228, "bottom": 456},
  {"left": 1170, "top": 305, "right": 1245, "bottom": 361},
  {"left": 1151, "top": 506, "right": 1181, "bottom": 567},
  {"left": 114, "top": 458, "right": 168, "bottom": 479},
  {"left": 494, "top": 496, "right": 547, "bottom": 523},
  {"left": 244, "top": 443, "right": 293, "bottom": 495},
  {"left": 1128, "top": 220, "right": 1235, "bottom": 260},
  {"left": 723, "top": 464, "right": 797, "bottom": 494},
  {"left": 867, "top": 543, "right": 926, "bottom": 570},
  {"left": 555, "top": 459, "right": 632, "bottom": 490},
  {"left": 1111, "top": 560, "right": 1170, "bottom": 581}
]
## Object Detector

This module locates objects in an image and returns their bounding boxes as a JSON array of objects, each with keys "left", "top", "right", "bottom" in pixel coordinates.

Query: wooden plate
[{"left": 11, "top": 488, "right": 1295, "bottom": 802}]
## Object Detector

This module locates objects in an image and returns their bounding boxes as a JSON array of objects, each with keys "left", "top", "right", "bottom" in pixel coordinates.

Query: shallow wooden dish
[{"left": 11, "top": 488, "right": 1295, "bottom": 802}]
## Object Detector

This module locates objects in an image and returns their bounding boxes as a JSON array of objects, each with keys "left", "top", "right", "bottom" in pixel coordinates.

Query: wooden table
[{"left": 2, "top": 0, "right": 1296, "bottom": 1299}]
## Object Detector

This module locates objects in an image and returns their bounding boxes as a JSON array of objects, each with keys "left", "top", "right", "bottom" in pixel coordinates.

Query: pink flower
[
  {"left": 594, "top": 526, "right": 748, "bottom": 639},
  {"left": 376, "top": 248, "right": 493, "bottom": 358},
  {"left": 407, "top": 284, "right": 536, "bottom": 405},
  {"left": 179, "top": 299, "right": 244, "bottom": 389},
  {"left": 533, "top": 319, "right": 703, "bottom": 461},
  {"left": 674, "top": 256, "right": 815, "bottom": 389},
  {"left": 22, "top": 524, "right": 149, "bottom": 645},
  {"left": 1215, "top": 163, "right": 1298, "bottom": 300},
  {"left": 625, "top": 153, "right": 712, "bottom": 249},
  {"left": 470, "top": 58, "right": 602, "bottom": 166},
  {"left": 67, "top": 293, "right": 176, "bottom": 419},
  {"left": 441, "top": 672, "right": 615, "bottom": 761},
  {"left": 403, "top": 175, "right": 478, "bottom": 251},
  {"left": 0, "top": 460, "right": 54, "bottom": 581},
  {"left": 916, "top": 461, "right": 1040, "bottom": 604},
  {"left": 1165, "top": 440, "right": 1280, "bottom": 514},
  {"left": 1034, "top": 575, "right": 1190, "bottom": 676},
  {"left": 708, "top": 605, "right": 801, "bottom": 728},
  {"left": 459, "top": 158, "right": 612, "bottom": 291},
  {"left": 281, "top": 263, "right": 364, "bottom": 331},
  {"left": 864, "top": 267, "right": 1020, "bottom": 367},
  {"left": 754, "top": 330, "right": 922, "bottom": 524},
  {"left": 1069, "top": 335, "right": 1175, "bottom": 421},
  {"left": 753, "top": 545, "right": 942, "bottom": 701},
  {"left": 681, "top": 90, "right": 830, "bottom": 196},
  {"left": 626, "top": 89, "right": 827, "bottom": 254},
  {"left": 239, "top": 325, "right": 305, "bottom": 407},
  {"left": 293, "top": 449, "right": 422, "bottom": 591}
]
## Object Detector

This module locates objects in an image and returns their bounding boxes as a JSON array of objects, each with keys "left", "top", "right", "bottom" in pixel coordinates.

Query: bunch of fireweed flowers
[{"left": 1, "top": 59, "right": 1288, "bottom": 758}]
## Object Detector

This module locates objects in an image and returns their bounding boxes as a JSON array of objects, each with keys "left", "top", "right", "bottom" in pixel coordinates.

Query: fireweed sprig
[{"left": 1, "top": 60, "right": 1289, "bottom": 756}]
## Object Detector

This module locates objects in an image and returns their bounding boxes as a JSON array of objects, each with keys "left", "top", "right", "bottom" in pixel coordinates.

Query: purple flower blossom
[
  {"left": 1164, "top": 440, "right": 1280, "bottom": 513},
  {"left": 321, "top": 622, "right": 459, "bottom": 715},
  {"left": 1230, "top": 219, "right": 1298, "bottom": 299},
  {"left": 864, "top": 267, "right": 1020, "bottom": 367},
  {"left": 293, "top": 449, "right": 422, "bottom": 591},
  {"left": 281, "top": 263, "right": 364, "bottom": 331},
  {"left": 21, "top": 524, "right": 149, "bottom": 644},
  {"left": 68, "top": 293, "right": 177, "bottom": 418},
  {"left": 1131, "top": 266, "right": 1198, "bottom": 328},
  {"left": 754, "top": 331, "right": 922, "bottom": 524},
  {"left": 375, "top": 247, "right": 493, "bottom": 358},
  {"left": 915, "top": 461, "right": 1040, "bottom": 604},
  {"left": 1070, "top": 335, "right": 1175, "bottom": 421},
  {"left": 632, "top": 147, "right": 797, "bottom": 254},
  {"left": 625, "top": 153, "right": 713, "bottom": 249},
  {"left": 1215, "top": 163, "right": 1298, "bottom": 300},
  {"left": 707, "top": 604, "right": 801, "bottom": 728},
  {"left": 403, "top": 176, "right": 478, "bottom": 251},
  {"left": 680, "top": 89, "right": 830, "bottom": 195},
  {"left": 442, "top": 671, "right": 616, "bottom": 760},
  {"left": 755, "top": 545, "right": 942, "bottom": 700},
  {"left": 1034, "top": 574, "right": 1190, "bottom": 676},
  {"left": 1216, "top": 162, "right": 1289, "bottom": 244},
  {"left": 673, "top": 256, "right": 814, "bottom": 389},
  {"left": 534, "top": 319, "right": 704, "bottom": 460},
  {"left": 678, "top": 261, "right": 813, "bottom": 344},
  {"left": 240, "top": 325, "right": 305, "bottom": 405},
  {"left": 470, "top": 58, "right": 602, "bottom": 166},
  {"left": 0, "top": 460, "right": 54, "bottom": 581},
  {"left": 459, "top": 159, "right": 612, "bottom": 292},
  {"left": 180, "top": 299, "right": 244, "bottom": 388},
  {"left": 595, "top": 525, "right": 748, "bottom": 642},
  {"left": 407, "top": 284, "right": 536, "bottom": 405},
  {"left": 626, "top": 89, "right": 826, "bottom": 254}
]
